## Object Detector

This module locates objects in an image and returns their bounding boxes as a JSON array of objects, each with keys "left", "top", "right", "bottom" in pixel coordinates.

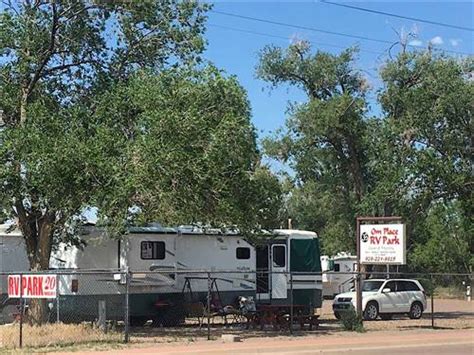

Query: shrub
[{"left": 340, "top": 307, "right": 364, "bottom": 332}]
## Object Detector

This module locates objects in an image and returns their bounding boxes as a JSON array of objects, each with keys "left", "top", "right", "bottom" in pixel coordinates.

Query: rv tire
[
  {"left": 130, "top": 316, "right": 148, "bottom": 327},
  {"left": 153, "top": 309, "right": 185, "bottom": 327}
]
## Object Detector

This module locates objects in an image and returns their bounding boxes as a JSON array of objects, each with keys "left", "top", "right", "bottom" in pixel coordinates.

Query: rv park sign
[
  {"left": 8, "top": 274, "right": 57, "bottom": 299},
  {"left": 359, "top": 223, "right": 406, "bottom": 265}
]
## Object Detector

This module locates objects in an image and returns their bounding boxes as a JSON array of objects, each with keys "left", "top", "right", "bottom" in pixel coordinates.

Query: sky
[{"left": 203, "top": 1, "right": 473, "bottom": 139}]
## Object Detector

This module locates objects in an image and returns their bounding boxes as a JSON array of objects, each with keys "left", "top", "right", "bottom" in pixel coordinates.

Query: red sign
[{"left": 8, "top": 275, "right": 57, "bottom": 299}]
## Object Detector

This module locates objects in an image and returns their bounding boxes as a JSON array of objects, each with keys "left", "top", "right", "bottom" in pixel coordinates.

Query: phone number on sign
[{"left": 364, "top": 256, "right": 396, "bottom": 262}]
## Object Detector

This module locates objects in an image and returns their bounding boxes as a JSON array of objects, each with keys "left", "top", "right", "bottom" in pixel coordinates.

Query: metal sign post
[{"left": 356, "top": 216, "right": 404, "bottom": 319}]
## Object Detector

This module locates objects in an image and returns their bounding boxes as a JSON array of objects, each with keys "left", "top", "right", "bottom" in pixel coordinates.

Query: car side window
[
  {"left": 384, "top": 281, "right": 396, "bottom": 292},
  {"left": 403, "top": 281, "right": 420, "bottom": 291},
  {"left": 396, "top": 281, "right": 407, "bottom": 292}
]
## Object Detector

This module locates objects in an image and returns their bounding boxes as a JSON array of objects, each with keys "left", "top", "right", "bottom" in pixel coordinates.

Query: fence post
[
  {"left": 19, "top": 273, "right": 23, "bottom": 348},
  {"left": 124, "top": 269, "right": 130, "bottom": 343},
  {"left": 355, "top": 270, "right": 362, "bottom": 321},
  {"left": 430, "top": 274, "right": 434, "bottom": 329},
  {"left": 289, "top": 272, "right": 293, "bottom": 335},
  {"left": 207, "top": 272, "right": 211, "bottom": 341},
  {"left": 56, "top": 274, "right": 60, "bottom": 323}
]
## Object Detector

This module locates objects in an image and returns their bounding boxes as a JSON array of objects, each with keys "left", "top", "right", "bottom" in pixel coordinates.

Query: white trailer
[
  {"left": 322, "top": 253, "right": 357, "bottom": 298},
  {"left": 0, "top": 224, "right": 29, "bottom": 323},
  {"left": 1, "top": 223, "right": 323, "bottom": 325}
]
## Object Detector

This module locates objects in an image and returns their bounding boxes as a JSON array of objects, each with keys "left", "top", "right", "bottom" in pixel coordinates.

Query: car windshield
[{"left": 362, "top": 280, "right": 384, "bottom": 292}]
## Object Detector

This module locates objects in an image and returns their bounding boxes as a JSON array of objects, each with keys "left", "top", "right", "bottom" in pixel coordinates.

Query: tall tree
[
  {"left": 0, "top": 0, "right": 210, "bottom": 323},
  {"left": 96, "top": 67, "right": 282, "bottom": 232},
  {"left": 257, "top": 42, "right": 369, "bottom": 254},
  {"left": 378, "top": 51, "right": 473, "bottom": 272}
]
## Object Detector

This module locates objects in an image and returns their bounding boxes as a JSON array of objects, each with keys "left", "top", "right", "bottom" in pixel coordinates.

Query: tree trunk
[
  {"left": 20, "top": 89, "right": 28, "bottom": 125},
  {"left": 346, "top": 135, "right": 365, "bottom": 202},
  {"left": 28, "top": 299, "right": 50, "bottom": 325},
  {"left": 16, "top": 205, "right": 55, "bottom": 325}
]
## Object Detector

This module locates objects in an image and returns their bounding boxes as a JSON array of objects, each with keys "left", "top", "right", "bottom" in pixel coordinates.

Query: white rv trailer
[
  {"left": 0, "top": 224, "right": 29, "bottom": 323},
  {"left": 1, "top": 223, "right": 323, "bottom": 325},
  {"left": 321, "top": 253, "right": 357, "bottom": 298}
]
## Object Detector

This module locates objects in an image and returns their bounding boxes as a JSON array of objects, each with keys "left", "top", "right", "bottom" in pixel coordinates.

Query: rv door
[{"left": 271, "top": 244, "right": 287, "bottom": 299}]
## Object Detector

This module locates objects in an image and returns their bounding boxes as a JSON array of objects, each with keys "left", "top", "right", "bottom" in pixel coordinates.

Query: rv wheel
[
  {"left": 153, "top": 309, "right": 185, "bottom": 327},
  {"left": 130, "top": 316, "right": 148, "bottom": 327}
]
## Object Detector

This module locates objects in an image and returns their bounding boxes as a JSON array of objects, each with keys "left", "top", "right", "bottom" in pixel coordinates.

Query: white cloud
[
  {"left": 430, "top": 36, "right": 444, "bottom": 46},
  {"left": 449, "top": 38, "right": 462, "bottom": 47},
  {"left": 408, "top": 39, "right": 423, "bottom": 47}
]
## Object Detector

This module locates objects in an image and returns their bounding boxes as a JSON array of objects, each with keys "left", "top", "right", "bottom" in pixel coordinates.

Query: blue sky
[{"left": 203, "top": 1, "right": 473, "bottom": 139}]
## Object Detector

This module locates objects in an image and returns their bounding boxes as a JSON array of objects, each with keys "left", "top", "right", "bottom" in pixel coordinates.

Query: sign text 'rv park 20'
[
  {"left": 360, "top": 224, "right": 406, "bottom": 265},
  {"left": 8, "top": 275, "right": 57, "bottom": 299}
]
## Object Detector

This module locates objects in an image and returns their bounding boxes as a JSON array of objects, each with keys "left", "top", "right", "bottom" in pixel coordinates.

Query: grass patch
[{"left": 0, "top": 322, "right": 123, "bottom": 350}]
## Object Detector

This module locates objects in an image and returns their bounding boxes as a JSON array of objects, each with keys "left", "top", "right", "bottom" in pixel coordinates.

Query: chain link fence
[{"left": 0, "top": 270, "right": 472, "bottom": 350}]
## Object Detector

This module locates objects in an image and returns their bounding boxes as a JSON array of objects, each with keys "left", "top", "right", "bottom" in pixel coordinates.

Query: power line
[
  {"left": 210, "top": 10, "right": 472, "bottom": 56},
  {"left": 320, "top": 0, "right": 474, "bottom": 32},
  {"left": 208, "top": 23, "right": 385, "bottom": 56},
  {"left": 211, "top": 9, "right": 393, "bottom": 45}
]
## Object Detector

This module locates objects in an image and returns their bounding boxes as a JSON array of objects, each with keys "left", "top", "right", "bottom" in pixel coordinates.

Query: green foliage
[
  {"left": 0, "top": 0, "right": 282, "bottom": 280},
  {"left": 258, "top": 42, "right": 473, "bottom": 273},
  {"left": 340, "top": 308, "right": 364, "bottom": 332},
  {"left": 258, "top": 41, "right": 369, "bottom": 254},
  {"left": 409, "top": 202, "right": 472, "bottom": 273},
  {"left": 377, "top": 52, "right": 473, "bottom": 273},
  {"left": 93, "top": 67, "right": 282, "bottom": 231}
]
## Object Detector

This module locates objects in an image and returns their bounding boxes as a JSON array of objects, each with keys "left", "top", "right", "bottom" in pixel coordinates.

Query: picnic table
[{"left": 246, "top": 304, "right": 319, "bottom": 330}]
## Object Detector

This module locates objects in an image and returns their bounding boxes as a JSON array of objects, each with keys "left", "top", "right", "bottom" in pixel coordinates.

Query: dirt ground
[
  {"left": 1, "top": 298, "right": 473, "bottom": 352},
  {"left": 320, "top": 298, "right": 474, "bottom": 331},
  {"left": 129, "top": 298, "right": 474, "bottom": 342},
  {"left": 61, "top": 328, "right": 474, "bottom": 354}
]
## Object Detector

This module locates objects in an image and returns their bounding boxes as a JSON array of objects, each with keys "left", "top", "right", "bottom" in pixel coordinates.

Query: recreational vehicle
[
  {"left": 321, "top": 253, "right": 357, "bottom": 298},
  {"left": 1, "top": 223, "right": 322, "bottom": 325},
  {"left": 0, "top": 224, "right": 29, "bottom": 323}
]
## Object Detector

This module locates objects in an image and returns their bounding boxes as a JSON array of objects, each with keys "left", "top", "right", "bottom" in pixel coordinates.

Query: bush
[{"left": 340, "top": 307, "right": 364, "bottom": 332}]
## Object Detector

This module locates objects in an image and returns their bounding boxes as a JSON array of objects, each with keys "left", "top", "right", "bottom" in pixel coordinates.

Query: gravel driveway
[{"left": 319, "top": 298, "right": 474, "bottom": 331}]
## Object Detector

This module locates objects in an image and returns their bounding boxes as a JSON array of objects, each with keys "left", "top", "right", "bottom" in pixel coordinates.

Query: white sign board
[
  {"left": 8, "top": 274, "right": 57, "bottom": 299},
  {"left": 360, "top": 224, "right": 406, "bottom": 265}
]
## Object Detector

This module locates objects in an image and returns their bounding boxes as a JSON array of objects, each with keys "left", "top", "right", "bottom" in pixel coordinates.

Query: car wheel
[
  {"left": 364, "top": 301, "right": 379, "bottom": 321},
  {"left": 334, "top": 312, "right": 341, "bottom": 320},
  {"left": 380, "top": 314, "right": 392, "bottom": 320},
  {"left": 409, "top": 302, "right": 423, "bottom": 319}
]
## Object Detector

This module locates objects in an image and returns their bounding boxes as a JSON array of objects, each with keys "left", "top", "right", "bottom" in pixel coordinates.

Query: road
[{"left": 73, "top": 328, "right": 473, "bottom": 355}]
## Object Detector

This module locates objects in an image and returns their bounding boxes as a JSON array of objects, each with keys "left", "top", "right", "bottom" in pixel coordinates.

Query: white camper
[
  {"left": 1, "top": 223, "right": 323, "bottom": 325},
  {"left": 0, "top": 224, "right": 28, "bottom": 323},
  {"left": 322, "top": 253, "right": 357, "bottom": 298}
]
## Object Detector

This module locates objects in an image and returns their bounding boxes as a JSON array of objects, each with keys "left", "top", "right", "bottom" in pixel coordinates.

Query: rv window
[
  {"left": 141, "top": 241, "right": 165, "bottom": 260},
  {"left": 328, "top": 260, "right": 335, "bottom": 270},
  {"left": 236, "top": 247, "right": 250, "bottom": 260},
  {"left": 272, "top": 245, "right": 286, "bottom": 267},
  {"left": 334, "top": 263, "right": 340, "bottom": 272}
]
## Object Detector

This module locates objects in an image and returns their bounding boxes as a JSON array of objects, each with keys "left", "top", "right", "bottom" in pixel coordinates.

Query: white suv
[{"left": 332, "top": 279, "right": 427, "bottom": 321}]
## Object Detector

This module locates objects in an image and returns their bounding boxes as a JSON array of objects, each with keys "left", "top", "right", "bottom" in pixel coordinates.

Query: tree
[
  {"left": 378, "top": 51, "right": 473, "bottom": 273},
  {"left": 1, "top": 1, "right": 283, "bottom": 324},
  {"left": 95, "top": 67, "right": 282, "bottom": 232},
  {"left": 257, "top": 42, "right": 369, "bottom": 254},
  {"left": 0, "top": 0, "right": 210, "bottom": 324}
]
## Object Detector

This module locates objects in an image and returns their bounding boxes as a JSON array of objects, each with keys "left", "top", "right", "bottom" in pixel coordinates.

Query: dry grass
[
  {"left": 434, "top": 287, "right": 466, "bottom": 299},
  {"left": 0, "top": 322, "right": 122, "bottom": 350},
  {"left": 1, "top": 299, "right": 472, "bottom": 352}
]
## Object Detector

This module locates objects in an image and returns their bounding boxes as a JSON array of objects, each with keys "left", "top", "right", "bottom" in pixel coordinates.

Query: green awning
[{"left": 290, "top": 238, "right": 321, "bottom": 272}]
